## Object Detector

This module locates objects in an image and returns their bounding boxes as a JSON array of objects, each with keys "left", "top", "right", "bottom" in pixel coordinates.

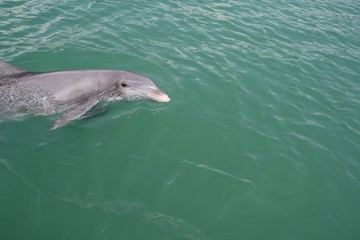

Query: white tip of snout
[
  {"left": 148, "top": 93, "right": 171, "bottom": 102},
  {"left": 161, "top": 94, "right": 170, "bottom": 102},
  {"left": 157, "top": 94, "right": 170, "bottom": 103}
]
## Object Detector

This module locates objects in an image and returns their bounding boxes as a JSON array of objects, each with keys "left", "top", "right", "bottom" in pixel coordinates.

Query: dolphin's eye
[{"left": 121, "top": 83, "right": 128, "bottom": 87}]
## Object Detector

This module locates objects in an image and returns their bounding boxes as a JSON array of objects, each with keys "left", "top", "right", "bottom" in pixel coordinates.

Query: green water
[{"left": 1, "top": 0, "right": 360, "bottom": 239}]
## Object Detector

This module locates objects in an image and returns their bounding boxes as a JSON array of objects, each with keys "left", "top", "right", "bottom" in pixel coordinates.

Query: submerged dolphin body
[{"left": 0, "top": 60, "right": 170, "bottom": 130}]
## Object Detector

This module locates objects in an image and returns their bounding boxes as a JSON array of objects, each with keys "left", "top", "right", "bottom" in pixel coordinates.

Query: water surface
[{"left": 1, "top": 0, "right": 360, "bottom": 239}]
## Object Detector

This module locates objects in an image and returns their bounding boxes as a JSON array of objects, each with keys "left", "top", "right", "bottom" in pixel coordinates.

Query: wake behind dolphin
[{"left": 0, "top": 60, "right": 170, "bottom": 130}]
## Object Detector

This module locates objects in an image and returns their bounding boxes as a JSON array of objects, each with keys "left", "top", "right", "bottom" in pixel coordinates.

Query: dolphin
[{"left": 0, "top": 60, "right": 170, "bottom": 130}]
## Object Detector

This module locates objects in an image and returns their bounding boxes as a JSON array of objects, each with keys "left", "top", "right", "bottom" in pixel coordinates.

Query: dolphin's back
[
  {"left": 18, "top": 70, "right": 119, "bottom": 102},
  {"left": 0, "top": 61, "right": 116, "bottom": 116},
  {"left": 0, "top": 60, "right": 32, "bottom": 84}
]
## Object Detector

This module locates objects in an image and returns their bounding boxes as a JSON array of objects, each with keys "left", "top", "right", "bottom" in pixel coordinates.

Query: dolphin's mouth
[{"left": 147, "top": 92, "right": 170, "bottom": 102}]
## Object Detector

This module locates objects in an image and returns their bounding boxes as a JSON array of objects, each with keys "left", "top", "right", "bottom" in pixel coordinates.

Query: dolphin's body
[{"left": 0, "top": 60, "right": 170, "bottom": 130}]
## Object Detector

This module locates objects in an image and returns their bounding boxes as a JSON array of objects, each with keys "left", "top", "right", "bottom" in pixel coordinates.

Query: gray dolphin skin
[{"left": 0, "top": 60, "right": 170, "bottom": 130}]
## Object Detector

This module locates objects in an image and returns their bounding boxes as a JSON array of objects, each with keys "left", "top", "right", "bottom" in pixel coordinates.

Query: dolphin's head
[{"left": 114, "top": 71, "right": 170, "bottom": 102}]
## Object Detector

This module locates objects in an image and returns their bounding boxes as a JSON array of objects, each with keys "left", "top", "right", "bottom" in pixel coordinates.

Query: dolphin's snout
[
  {"left": 157, "top": 93, "right": 170, "bottom": 102},
  {"left": 148, "top": 92, "right": 170, "bottom": 102}
]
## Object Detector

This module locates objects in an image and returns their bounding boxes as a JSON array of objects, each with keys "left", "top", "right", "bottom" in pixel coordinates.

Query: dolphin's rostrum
[{"left": 0, "top": 60, "right": 170, "bottom": 130}]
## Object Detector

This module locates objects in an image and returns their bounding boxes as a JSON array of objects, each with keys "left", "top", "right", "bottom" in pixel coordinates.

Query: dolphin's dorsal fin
[{"left": 0, "top": 60, "right": 28, "bottom": 80}]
